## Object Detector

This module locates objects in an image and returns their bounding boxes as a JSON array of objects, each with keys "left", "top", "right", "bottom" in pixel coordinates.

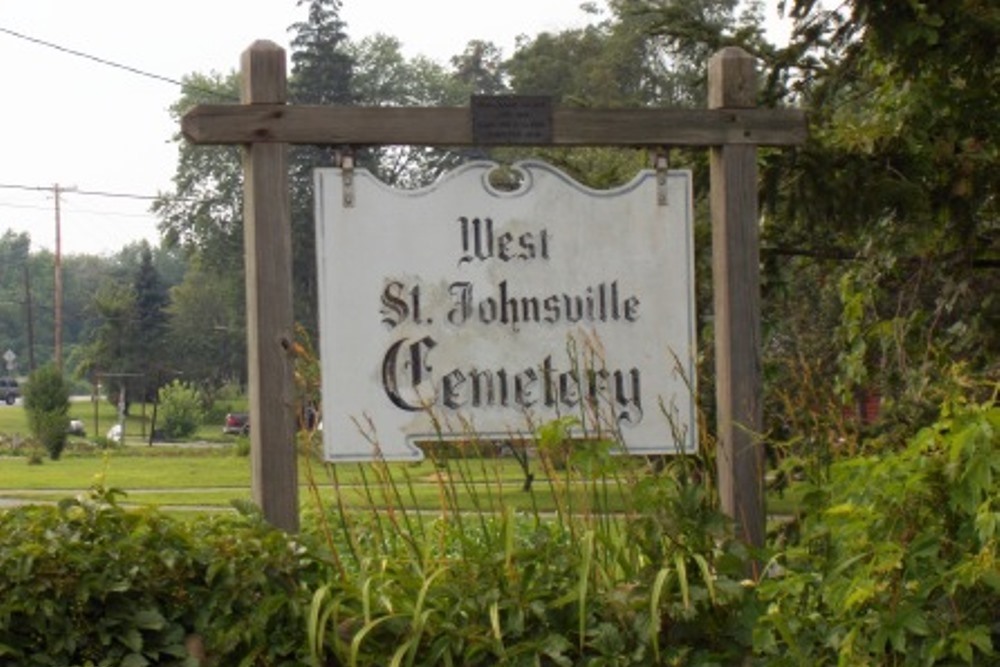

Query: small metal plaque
[{"left": 471, "top": 95, "right": 553, "bottom": 145}]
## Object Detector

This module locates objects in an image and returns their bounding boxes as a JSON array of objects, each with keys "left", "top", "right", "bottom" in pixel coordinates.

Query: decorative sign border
[{"left": 315, "top": 160, "right": 697, "bottom": 461}]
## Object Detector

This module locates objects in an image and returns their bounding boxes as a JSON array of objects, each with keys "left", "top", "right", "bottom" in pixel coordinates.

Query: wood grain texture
[
  {"left": 182, "top": 105, "right": 807, "bottom": 147},
  {"left": 709, "top": 47, "right": 766, "bottom": 549},
  {"left": 241, "top": 41, "right": 299, "bottom": 533}
]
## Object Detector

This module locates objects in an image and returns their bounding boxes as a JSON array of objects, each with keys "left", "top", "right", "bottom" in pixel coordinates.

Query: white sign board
[{"left": 315, "top": 161, "right": 696, "bottom": 461}]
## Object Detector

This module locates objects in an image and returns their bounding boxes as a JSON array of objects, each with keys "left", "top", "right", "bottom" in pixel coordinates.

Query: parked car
[
  {"left": 223, "top": 412, "right": 250, "bottom": 435},
  {"left": 0, "top": 377, "right": 19, "bottom": 405}
]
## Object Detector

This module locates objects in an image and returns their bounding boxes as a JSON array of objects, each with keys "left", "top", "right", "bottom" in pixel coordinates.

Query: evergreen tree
[
  {"left": 131, "top": 243, "right": 170, "bottom": 401},
  {"left": 288, "top": 0, "right": 355, "bottom": 333},
  {"left": 289, "top": 0, "right": 353, "bottom": 107},
  {"left": 133, "top": 244, "right": 169, "bottom": 347}
]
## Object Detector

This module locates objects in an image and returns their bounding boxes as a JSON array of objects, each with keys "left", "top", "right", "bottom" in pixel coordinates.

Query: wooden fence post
[
  {"left": 241, "top": 41, "right": 299, "bottom": 532},
  {"left": 708, "top": 47, "right": 765, "bottom": 550}
]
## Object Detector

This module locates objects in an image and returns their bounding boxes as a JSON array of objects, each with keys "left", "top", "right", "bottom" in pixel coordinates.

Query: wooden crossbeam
[{"left": 182, "top": 104, "right": 807, "bottom": 147}]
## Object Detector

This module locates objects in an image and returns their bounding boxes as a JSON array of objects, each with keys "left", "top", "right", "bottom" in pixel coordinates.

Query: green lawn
[
  {"left": 0, "top": 396, "right": 244, "bottom": 445},
  {"left": 0, "top": 398, "right": 157, "bottom": 442},
  {"left": 0, "top": 449, "right": 805, "bottom": 520},
  {"left": 0, "top": 445, "right": 658, "bottom": 515},
  {"left": 1, "top": 400, "right": 805, "bottom": 517}
]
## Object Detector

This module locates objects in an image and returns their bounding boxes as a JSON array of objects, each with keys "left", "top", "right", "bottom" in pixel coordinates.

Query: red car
[{"left": 223, "top": 412, "right": 249, "bottom": 435}]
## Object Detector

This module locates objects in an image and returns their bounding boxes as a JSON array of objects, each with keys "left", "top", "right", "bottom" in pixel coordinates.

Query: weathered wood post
[
  {"left": 241, "top": 41, "right": 299, "bottom": 532},
  {"left": 708, "top": 47, "right": 765, "bottom": 549}
]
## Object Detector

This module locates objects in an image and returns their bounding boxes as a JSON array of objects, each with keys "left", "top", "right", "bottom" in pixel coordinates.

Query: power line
[
  {"left": 0, "top": 25, "right": 239, "bottom": 102},
  {"left": 0, "top": 183, "right": 207, "bottom": 203},
  {"left": 0, "top": 202, "right": 52, "bottom": 213},
  {"left": 0, "top": 200, "right": 160, "bottom": 220},
  {"left": 61, "top": 207, "right": 158, "bottom": 220}
]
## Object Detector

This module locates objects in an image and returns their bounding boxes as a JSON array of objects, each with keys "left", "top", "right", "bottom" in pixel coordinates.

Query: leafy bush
[
  {"left": 21, "top": 364, "right": 71, "bottom": 460},
  {"left": 157, "top": 380, "right": 205, "bottom": 439},
  {"left": 754, "top": 397, "right": 1000, "bottom": 665},
  {"left": 4, "top": 372, "right": 995, "bottom": 665},
  {"left": 301, "top": 397, "right": 998, "bottom": 666},
  {"left": 0, "top": 488, "right": 327, "bottom": 666}
]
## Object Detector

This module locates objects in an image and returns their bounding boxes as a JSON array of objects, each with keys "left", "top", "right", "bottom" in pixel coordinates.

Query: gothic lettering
[
  {"left": 458, "top": 217, "right": 550, "bottom": 266},
  {"left": 380, "top": 280, "right": 423, "bottom": 328},
  {"left": 446, "top": 280, "right": 640, "bottom": 331},
  {"left": 381, "top": 336, "right": 643, "bottom": 426}
]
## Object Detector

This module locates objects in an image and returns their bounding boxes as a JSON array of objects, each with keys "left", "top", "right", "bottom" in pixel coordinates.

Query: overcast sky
[{"left": 0, "top": 1, "right": 787, "bottom": 257}]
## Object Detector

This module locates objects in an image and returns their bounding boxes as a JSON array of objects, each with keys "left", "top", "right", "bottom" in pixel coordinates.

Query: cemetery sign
[{"left": 315, "top": 160, "right": 697, "bottom": 462}]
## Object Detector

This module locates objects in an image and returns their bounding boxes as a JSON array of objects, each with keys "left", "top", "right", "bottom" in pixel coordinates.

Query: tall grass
[
  {"left": 285, "top": 325, "right": 755, "bottom": 665},
  {"left": 299, "top": 410, "right": 751, "bottom": 666}
]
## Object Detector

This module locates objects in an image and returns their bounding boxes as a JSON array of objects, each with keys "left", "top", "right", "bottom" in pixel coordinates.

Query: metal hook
[
  {"left": 655, "top": 150, "right": 669, "bottom": 207},
  {"left": 340, "top": 149, "right": 355, "bottom": 208}
]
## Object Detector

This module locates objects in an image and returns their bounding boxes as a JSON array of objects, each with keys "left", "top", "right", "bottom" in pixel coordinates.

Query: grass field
[
  {"left": 0, "top": 398, "right": 804, "bottom": 518},
  {"left": 0, "top": 395, "right": 243, "bottom": 444},
  {"left": 0, "top": 450, "right": 805, "bottom": 520},
  {"left": 0, "top": 439, "right": 627, "bottom": 514}
]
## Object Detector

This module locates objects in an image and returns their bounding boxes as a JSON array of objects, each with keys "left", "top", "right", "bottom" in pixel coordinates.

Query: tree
[
  {"left": 450, "top": 40, "right": 507, "bottom": 95},
  {"left": 0, "top": 232, "right": 32, "bottom": 371},
  {"left": 501, "top": 15, "right": 675, "bottom": 190},
  {"left": 153, "top": 72, "right": 248, "bottom": 391},
  {"left": 75, "top": 281, "right": 136, "bottom": 410},
  {"left": 154, "top": 71, "right": 244, "bottom": 278},
  {"left": 289, "top": 0, "right": 353, "bottom": 107},
  {"left": 131, "top": 243, "right": 170, "bottom": 401},
  {"left": 165, "top": 257, "right": 245, "bottom": 395},
  {"left": 757, "top": 0, "right": 999, "bottom": 431},
  {"left": 287, "top": 0, "right": 356, "bottom": 333},
  {"left": 618, "top": 0, "right": 1000, "bottom": 446},
  {"left": 22, "top": 363, "right": 71, "bottom": 460},
  {"left": 346, "top": 34, "right": 471, "bottom": 188},
  {"left": 156, "top": 0, "right": 497, "bottom": 336}
]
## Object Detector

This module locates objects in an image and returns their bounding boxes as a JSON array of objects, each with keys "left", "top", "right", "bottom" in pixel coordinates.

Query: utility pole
[{"left": 52, "top": 183, "right": 76, "bottom": 372}]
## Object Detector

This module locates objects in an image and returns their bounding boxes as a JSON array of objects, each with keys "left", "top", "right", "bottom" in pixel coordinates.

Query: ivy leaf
[
  {"left": 133, "top": 609, "right": 166, "bottom": 631},
  {"left": 121, "top": 653, "right": 150, "bottom": 667}
]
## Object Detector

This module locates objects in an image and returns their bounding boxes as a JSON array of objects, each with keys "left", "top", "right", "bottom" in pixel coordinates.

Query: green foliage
[
  {"left": 344, "top": 34, "right": 471, "bottom": 189},
  {"left": 288, "top": 0, "right": 355, "bottom": 333},
  {"left": 304, "top": 436, "right": 755, "bottom": 666},
  {"left": 22, "top": 364, "right": 71, "bottom": 460},
  {"left": 157, "top": 381, "right": 205, "bottom": 440},
  {"left": 755, "top": 397, "right": 1000, "bottom": 665},
  {"left": 162, "top": 257, "right": 246, "bottom": 394},
  {"left": 0, "top": 231, "right": 32, "bottom": 367},
  {"left": 4, "top": 396, "right": 997, "bottom": 664},
  {"left": 0, "top": 486, "right": 327, "bottom": 665},
  {"left": 131, "top": 243, "right": 171, "bottom": 402}
]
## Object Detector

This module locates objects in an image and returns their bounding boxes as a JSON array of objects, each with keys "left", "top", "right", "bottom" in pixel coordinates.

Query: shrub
[
  {"left": 21, "top": 363, "right": 71, "bottom": 460},
  {"left": 157, "top": 380, "right": 205, "bottom": 440},
  {"left": 0, "top": 488, "right": 327, "bottom": 665},
  {"left": 754, "top": 397, "right": 1000, "bottom": 665}
]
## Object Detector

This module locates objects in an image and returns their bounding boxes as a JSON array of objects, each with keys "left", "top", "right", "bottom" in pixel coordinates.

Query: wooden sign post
[
  {"left": 183, "top": 41, "right": 804, "bottom": 544},
  {"left": 709, "top": 48, "right": 765, "bottom": 548},
  {"left": 240, "top": 42, "right": 298, "bottom": 533}
]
